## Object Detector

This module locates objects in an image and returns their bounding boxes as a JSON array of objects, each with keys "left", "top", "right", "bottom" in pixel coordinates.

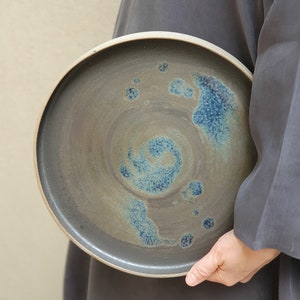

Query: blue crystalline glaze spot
[
  {"left": 127, "top": 199, "right": 177, "bottom": 247},
  {"left": 192, "top": 74, "right": 236, "bottom": 144},
  {"left": 189, "top": 181, "right": 203, "bottom": 196},
  {"left": 120, "top": 137, "right": 182, "bottom": 195},
  {"left": 169, "top": 78, "right": 194, "bottom": 99},
  {"left": 127, "top": 199, "right": 161, "bottom": 246},
  {"left": 180, "top": 233, "right": 194, "bottom": 248},
  {"left": 125, "top": 87, "right": 139, "bottom": 100},
  {"left": 181, "top": 180, "right": 203, "bottom": 200},
  {"left": 158, "top": 62, "right": 168, "bottom": 72},
  {"left": 120, "top": 165, "right": 132, "bottom": 178},
  {"left": 203, "top": 217, "right": 215, "bottom": 229},
  {"left": 169, "top": 79, "right": 184, "bottom": 96},
  {"left": 184, "top": 87, "right": 194, "bottom": 98},
  {"left": 194, "top": 209, "right": 200, "bottom": 216},
  {"left": 134, "top": 78, "right": 141, "bottom": 84}
]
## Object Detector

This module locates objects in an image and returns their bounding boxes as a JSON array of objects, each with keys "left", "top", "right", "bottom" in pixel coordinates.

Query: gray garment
[{"left": 64, "top": 0, "right": 300, "bottom": 299}]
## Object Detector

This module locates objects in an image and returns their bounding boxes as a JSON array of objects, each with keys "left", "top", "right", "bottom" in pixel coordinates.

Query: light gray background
[{"left": 0, "top": 1, "right": 120, "bottom": 299}]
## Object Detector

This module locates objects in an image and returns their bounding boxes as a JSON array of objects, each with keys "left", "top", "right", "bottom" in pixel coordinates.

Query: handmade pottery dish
[{"left": 35, "top": 32, "right": 256, "bottom": 277}]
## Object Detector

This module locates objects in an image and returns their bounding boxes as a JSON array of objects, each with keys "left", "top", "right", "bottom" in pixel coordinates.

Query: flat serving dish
[{"left": 35, "top": 32, "right": 256, "bottom": 277}]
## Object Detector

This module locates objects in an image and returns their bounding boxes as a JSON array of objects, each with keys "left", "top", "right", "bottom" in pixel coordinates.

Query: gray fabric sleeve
[
  {"left": 112, "top": 0, "right": 262, "bottom": 72},
  {"left": 234, "top": 0, "right": 300, "bottom": 259}
]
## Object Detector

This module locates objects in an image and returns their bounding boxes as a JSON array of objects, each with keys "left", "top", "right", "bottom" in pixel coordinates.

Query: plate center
[{"left": 105, "top": 108, "right": 199, "bottom": 199}]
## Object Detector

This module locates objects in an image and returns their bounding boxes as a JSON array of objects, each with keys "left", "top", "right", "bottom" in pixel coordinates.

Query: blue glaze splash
[
  {"left": 184, "top": 87, "right": 194, "bottom": 98},
  {"left": 188, "top": 181, "right": 203, "bottom": 196},
  {"left": 127, "top": 199, "right": 161, "bottom": 246},
  {"left": 125, "top": 87, "right": 139, "bottom": 101},
  {"left": 194, "top": 209, "right": 200, "bottom": 216},
  {"left": 133, "top": 78, "right": 141, "bottom": 84},
  {"left": 127, "top": 199, "right": 176, "bottom": 247},
  {"left": 203, "top": 217, "right": 215, "bottom": 229},
  {"left": 192, "top": 74, "right": 236, "bottom": 144},
  {"left": 158, "top": 62, "right": 168, "bottom": 72},
  {"left": 180, "top": 233, "right": 194, "bottom": 248},
  {"left": 169, "top": 78, "right": 194, "bottom": 99},
  {"left": 181, "top": 180, "right": 203, "bottom": 200},
  {"left": 120, "top": 136, "right": 182, "bottom": 195}
]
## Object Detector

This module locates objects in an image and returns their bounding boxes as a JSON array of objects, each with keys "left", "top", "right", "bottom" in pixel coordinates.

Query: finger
[{"left": 185, "top": 252, "right": 219, "bottom": 287}]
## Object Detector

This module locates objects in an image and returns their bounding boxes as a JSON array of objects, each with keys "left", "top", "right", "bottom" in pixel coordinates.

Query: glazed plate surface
[{"left": 36, "top": 32, "right": 256, "bottom": 277}]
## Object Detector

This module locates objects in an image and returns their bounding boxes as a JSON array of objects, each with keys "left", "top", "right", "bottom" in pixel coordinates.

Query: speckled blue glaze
[
  {"left": 180, "top": 233, "right": 194, "bottom": 248},
  {"left": 183, "top": 87, "right": 194, "bottom": 98},
  {"left": 203, "top": 217, "right": 215, "bottom": 229},
  {"left": 125, "top": 87, "right": 139, "bottom": 101},
  {"left": 169, "top": 78, "right": 194, "bottom": 99},
  {"left": 120, "top": 136, "right": 182, "bottom": 195},
  {"left": 181, "top": 180, "right": 203, "bottom": 200},
  {"left": 133, "top": 78, "right": 141, "bottom": 84},
  {"left": 127, "top": 199, "right": 176, "bottom": 247},
  {"left": 158, "top": 62, "right": 168, "bottom": 72},
  {"left": 192, "top": 74, "right": 236, "bottom": 144},
  {"left": 127, "top": 199, "right": 161, "bottom": 246},
  {"left": 194, "top": 209, "right": 200, "bottom": 216},
  {"left": 189, "top": 181, "right": 202, "bottom": 196}
]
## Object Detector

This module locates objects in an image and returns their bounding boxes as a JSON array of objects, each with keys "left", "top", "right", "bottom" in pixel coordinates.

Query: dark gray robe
[{"left": 64, "top": 1, "right": 300, "bottom": 299}]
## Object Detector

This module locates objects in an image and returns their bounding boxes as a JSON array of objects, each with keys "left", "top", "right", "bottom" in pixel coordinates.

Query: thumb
[{"left": 185, "top": 251, "right": 220, "bottom": 287}]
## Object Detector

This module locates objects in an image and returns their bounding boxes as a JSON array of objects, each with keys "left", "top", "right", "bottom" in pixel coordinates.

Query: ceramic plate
[{"left": 35, "top": 32, "right": 256, "bottom": 277}]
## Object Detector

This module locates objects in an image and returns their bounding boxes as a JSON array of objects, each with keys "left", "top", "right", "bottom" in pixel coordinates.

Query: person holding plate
[{"left": 64, "top": 1, "right": 300, "bottom": 299}]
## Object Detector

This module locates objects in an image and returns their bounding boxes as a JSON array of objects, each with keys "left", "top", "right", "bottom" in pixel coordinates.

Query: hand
[{"left": 185, "top": 230, "right": 280, "bottom": 287}]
